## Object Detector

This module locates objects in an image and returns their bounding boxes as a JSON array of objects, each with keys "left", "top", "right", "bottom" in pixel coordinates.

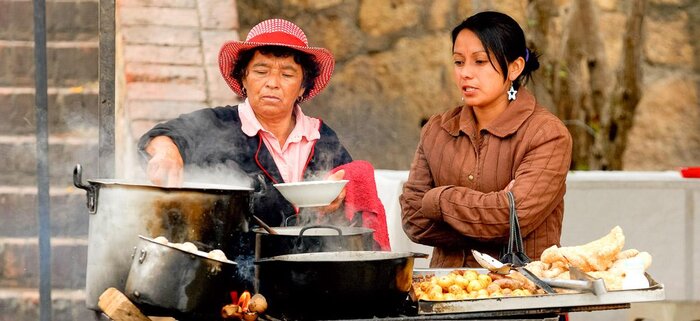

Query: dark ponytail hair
[{"left": 451, "top": 11, "right": 540, "bottom": 90}]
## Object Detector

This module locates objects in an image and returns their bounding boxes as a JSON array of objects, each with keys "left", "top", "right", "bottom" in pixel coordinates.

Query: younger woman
[{"left": 400, "top": 11, "right": 573, "bottom": 268}]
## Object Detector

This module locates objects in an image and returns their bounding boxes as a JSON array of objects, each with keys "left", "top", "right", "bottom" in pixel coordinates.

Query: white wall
[{"left": 375, "top": 170, "right": 700, "bottom": 320}]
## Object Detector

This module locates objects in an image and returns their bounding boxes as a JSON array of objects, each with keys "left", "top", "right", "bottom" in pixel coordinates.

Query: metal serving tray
[{"left": 413, "top": 268, "right": 665, "bottom": 315}]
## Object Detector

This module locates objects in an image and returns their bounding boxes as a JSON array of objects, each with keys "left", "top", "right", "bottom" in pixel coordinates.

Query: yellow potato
[
  {"left": 454, "top": 275, "right": 470, "bottom": 289},
  {"left": 477, "top": 278, "right": 490, "bottom": 289},
  {"left": 477, "top": 273, "right": 492, "bottom": 284},
  {"left": 464, "top": 270, "right": 479, "bottom": 281},
  {"left": 437, "top": 275, "right": 454, "bottom": 290},
  {"left": 467, "top": 279, "right": 483, "bottom": 292},
  {"left": 430, "top": 292, "right": 444, "bottom": 301},
  {"left": 455, "top": 292, "right": 471, "bottom": 300},
  {"left": 448, "top": 284, "right": 464, "bottom": 295},
  {"left": 429, "top": 284, "right": 443, "bottom": 295}
]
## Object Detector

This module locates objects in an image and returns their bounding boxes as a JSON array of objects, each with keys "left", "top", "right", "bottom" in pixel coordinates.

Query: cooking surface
[
  {"left": 257, "top": 295, "right": 630, "bottom": 320},
  {"left": 260, "top": 314, "right": 563, "bottom": 321},
  {"left": 412, "top": 268, "right": 664, "bottom": 315},
  {"left": 259, "top": 302, "right": 626, "bottom": 321}
]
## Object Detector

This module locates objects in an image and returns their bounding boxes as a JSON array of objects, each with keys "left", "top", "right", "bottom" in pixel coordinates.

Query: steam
[
  {"left": 184, "top": 160, "right": 254, "bottom": 189},
  {"left": 233, "top": 254, "right": 255, "bottom": 290}
]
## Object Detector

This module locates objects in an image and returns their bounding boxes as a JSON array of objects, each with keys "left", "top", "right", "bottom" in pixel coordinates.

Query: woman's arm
[
  {"left": 400, "top": 118, "right": 471, "bottom": 247},
  {"left": 432, "top": 119, "right": 572, "bottom": 240},
  {"left": 138, "top": 108, "right": 226, "bottom": 185}
]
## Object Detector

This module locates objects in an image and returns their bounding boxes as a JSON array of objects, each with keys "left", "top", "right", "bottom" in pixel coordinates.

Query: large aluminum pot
[
  {"left": 253, "top": 225, "right": 375, "bottom": 259},
  {"left": 255, "top": 251, "right": 428, "bottom": 320},
  {"left": 125, "top": 236, "right": 237, "bottom": 318},
  {"left": 73, "top": 164, "right": 254, "bottom": 310}
]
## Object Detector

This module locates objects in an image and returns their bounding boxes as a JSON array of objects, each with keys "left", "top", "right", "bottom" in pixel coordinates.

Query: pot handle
[
  {"left": 296, "top": 225, "right": 344, "bottom": 252},
  {"left": 299, "top": 225, "right": 343, "bottom": 237},
  {"left": 73, "top": 164, "right": 98, "bottom": 214}
]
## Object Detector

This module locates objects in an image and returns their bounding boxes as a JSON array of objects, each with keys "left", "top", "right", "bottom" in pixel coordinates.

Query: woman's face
[
  {"left": 242, "top": 51, "right": 306, "bottom": 119},
  {"left": 452, "top": 29, "right": 511, "bottom": 110}
]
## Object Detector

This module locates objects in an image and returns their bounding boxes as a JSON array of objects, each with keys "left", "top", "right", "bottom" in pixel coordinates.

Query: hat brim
[{"left": 218, "top": 41, "right": 335, "bottom": 103}]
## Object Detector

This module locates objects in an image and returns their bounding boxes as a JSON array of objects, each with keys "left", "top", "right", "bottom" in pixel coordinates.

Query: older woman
[
  {"left": 400, "top": 12, "right": 573, "bottom": 268},
  {"left": 138, "top": 19, "right": 352, "bottom": 280},
  {"left": 139, "top": 18, "right": 350, "bottom": 223}
]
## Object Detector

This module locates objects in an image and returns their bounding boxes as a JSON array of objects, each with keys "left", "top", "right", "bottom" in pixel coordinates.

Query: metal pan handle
[
  {"left": 296, "top": 225, "right": 344, "bottom": 252},
  {"left": 73, "top": 164, "right": 98, "bottom": 214},
  {"left": 299, "top": 225, "right": 343, "bottom": 237}
]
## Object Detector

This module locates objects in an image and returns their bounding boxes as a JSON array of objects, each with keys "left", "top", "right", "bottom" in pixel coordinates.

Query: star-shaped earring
[{"left": 507, "top": 85, "right": 517, "bottom": 101}]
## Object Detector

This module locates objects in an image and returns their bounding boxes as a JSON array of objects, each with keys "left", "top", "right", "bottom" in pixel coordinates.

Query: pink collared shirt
[{"left": 239, "top": 99, "right": 321, "bottom": 183}]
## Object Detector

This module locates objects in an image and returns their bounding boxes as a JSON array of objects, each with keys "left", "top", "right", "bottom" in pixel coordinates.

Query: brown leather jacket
[{"left": 400, "top": 89, "right": 572, "bottom": 268}]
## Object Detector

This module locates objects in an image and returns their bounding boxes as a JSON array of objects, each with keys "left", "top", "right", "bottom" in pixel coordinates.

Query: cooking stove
[
  {"left": 97, "top": 300, "right": 630, "bottom": 321},
  {"left": 261, "top": 317, "right": 560, "bottom": 321},
  {"left": 257, "top": 300, "right": 628, "bottom": 321},
  {"left": 259, "top": 311, "right": 562, "bottom": 321}
]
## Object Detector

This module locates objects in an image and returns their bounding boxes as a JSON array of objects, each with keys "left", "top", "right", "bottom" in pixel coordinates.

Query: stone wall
[
  {"left": 623, "top": 0, "right": 700, "bottom": 169},
  {"left": 235, "top": 0, "right": 700, "bottom": 170}
]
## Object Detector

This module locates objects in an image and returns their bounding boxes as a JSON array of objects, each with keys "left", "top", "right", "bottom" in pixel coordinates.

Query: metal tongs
[
  {"left": 472, "top": 249, "right": 556, "bottom": 294},
  {"left": 540, "top": 265, "right": 608, "bottom": 296}
]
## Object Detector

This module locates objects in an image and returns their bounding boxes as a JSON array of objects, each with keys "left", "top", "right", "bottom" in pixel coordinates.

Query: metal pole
[
  {"left": 99, "top": 0, "right": 116, "bottom": 178},
  {"left": 32, "top": 0, "right": 51, "bottom": 320}
]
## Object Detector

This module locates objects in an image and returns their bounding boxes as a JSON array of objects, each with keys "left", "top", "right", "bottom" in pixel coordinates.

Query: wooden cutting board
[{"left": 98, "top": 287, "right": 152, "bottom": 321}]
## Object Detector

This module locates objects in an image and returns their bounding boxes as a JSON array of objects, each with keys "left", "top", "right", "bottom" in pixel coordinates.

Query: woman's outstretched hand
[
  {"left": 317, "top": 169, "right": 346, "bottom": 215},
  {"left": 145, "top": 136, "right": 184, "bottom": 187}
]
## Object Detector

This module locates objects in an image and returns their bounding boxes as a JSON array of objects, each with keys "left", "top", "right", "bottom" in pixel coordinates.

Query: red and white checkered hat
[{"left": 219, "top": 18, "right": 335, "bottom": 102}]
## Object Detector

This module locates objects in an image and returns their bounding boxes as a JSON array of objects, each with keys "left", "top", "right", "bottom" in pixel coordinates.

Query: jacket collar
[{"left": 443, "top": 88, "right": 537, "bottom": 138}]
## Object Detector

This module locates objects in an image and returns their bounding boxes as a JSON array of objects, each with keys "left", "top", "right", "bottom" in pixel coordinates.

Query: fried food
[
  {"left": 412, "top": 269, "right": 539, "bottom": 301},
  {"left": 541, "top": 226, "right": 625, "bottom": 272},
  {"left": 615, "top": 248, "right": 640, "bottom": 261},
  {"left": 525, "top": 226, "right": 653, "bottom": 291},
  {"left": 609, "top": 251, "right": 652, "bottom": 273}
]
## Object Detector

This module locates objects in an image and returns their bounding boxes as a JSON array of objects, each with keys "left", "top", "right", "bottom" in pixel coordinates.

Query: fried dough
[{"left": 541, "top": 226, "right": 625, "bottom": 272}]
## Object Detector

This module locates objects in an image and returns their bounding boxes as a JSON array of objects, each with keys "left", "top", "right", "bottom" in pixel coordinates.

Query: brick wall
[
  {"left": 115, "top": 0, "right": 241, "bottom": 180},
  {"left": 0, "top": 0, "right": 241, "bottom": 320},
  {"left": 0, "top": 0, "right": 99, "bottom": 319}
]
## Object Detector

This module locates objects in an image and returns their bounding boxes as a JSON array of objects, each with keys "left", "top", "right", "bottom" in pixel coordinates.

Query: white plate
[{"left": 273, "top": 180, "right": 349, "bottom": 207}]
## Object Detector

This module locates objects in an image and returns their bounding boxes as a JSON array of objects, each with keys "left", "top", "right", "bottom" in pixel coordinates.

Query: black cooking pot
[
  {"left": 255, "top": 251, "right": 428, "bottom": 320},
  {"left": 124, "top": 236, "right": 237, "bottom": 318},
  {"left": 253, "top": 225, "right": 375, "bottom": 259}
]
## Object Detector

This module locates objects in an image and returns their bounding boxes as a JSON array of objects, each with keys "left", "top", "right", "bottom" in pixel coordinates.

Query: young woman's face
[
  {"left": 452, "top": 29, "right": 511, "bottom": 109},
  {"left": 242, "top": 51, "right": 306, "bottom": 119}
]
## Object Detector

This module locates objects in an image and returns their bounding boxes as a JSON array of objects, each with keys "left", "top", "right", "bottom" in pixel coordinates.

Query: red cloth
[{"left": 331, "top": 160, "right": 391, "bottom": 250}]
